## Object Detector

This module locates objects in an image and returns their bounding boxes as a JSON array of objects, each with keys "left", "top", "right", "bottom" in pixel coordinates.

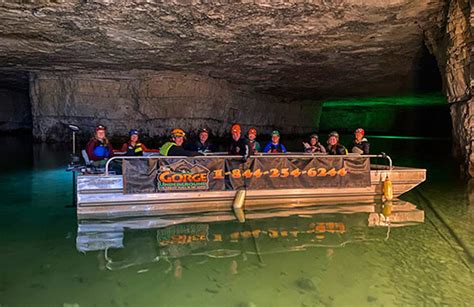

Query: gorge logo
[{"left": 157, "top": 160, "right": 210, "bottom": 191}]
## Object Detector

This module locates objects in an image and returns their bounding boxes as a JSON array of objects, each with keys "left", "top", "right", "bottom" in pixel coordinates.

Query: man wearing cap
[
  {"left": 190, "top": 128, "right": 215, "bottom": 153},
  {"left": 352, "top": 128, "right": 370, "bottom": 154},
  {"left": 263, "top": 130, "right": 287, "bottom": 153},
  {"left": 247, "top": 127, "right": 261, "bottom": 154},
  {"left": 228, "top": 124, "right": 250, "bottom": 159},
  {"left": 303, "top": 134, "right": 326, "bottom": 153},
  {"left": 85, "top": 124, "right": 114, "bottom": 164},
  {"left": 326, "top": 131, "right": 348, "bottom": 155},
  {"left": 160, "top": 128, "right": 202, "bottom": 157},
  {"left": 118, "top": 129, "right": 160, "bottom": 156}
]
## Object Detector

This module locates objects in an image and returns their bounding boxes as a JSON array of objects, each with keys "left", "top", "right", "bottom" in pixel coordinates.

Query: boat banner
[{"left": 122, "top": 156, "right": 370, "bottom": 193}]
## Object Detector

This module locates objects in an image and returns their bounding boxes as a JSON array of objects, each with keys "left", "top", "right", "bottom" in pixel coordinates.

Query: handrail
[{"left": 104, "top": 153, "right": 392, "bottom": 176}]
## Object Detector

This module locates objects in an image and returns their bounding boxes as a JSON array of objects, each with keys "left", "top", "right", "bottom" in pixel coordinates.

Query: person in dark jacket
[
  {"left": 85, "top": 124, "right": 114, "bottom": 165},
  {"left": 160, "top": 128, "right": 202, "bottom": 157},
  {"left": 118, "top": 129, "right": 160, "bottom": 156},
  {"left": 303, "top": 134, "right": 326, "bottom": 153},
  {"left": 351, "top": 128, "right": 370, "bottom": 154},
  {"left": 228, "top": 124, "right": 250, "bottom": 159},
  {"left": 190, "top": 128, "right": 215, "bottom": 153},
  {"left": 263, "top": 130, "right": 287, "bottom": 153},
  {"left": 326, "top": 131, "right": 347, "bottom": 155},
  {"left": 247, "top": 127, "right": 261, "bottom": 154}
]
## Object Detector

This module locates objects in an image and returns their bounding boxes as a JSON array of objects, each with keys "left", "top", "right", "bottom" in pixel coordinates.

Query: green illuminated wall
[{"left": 319, "top": 93, "right": 451, "bottom": 136}]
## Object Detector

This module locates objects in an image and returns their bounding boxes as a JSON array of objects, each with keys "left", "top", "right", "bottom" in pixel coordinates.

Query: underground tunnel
[{"left": 0, "top": 1, "right": 473, "bottom": 306}]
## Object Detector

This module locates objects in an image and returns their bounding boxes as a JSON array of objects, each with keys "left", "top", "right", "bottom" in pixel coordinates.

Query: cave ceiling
[{"left": 0, "top": 0, "right": 446, "bottom": 99}]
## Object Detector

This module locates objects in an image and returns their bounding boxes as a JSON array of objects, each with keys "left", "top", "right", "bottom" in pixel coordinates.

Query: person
[
  {"left": 85, "top": 124, "right": 114, "bottom": 165},
  {"left": 118, "top": 129, "right": 159, "bottom": 156},
  {"left": 190, "top": 128, "right": 215, "bottom": 153},
  {"left": 247, "top": 127, "right": 261, "bottom": 154},
  {"left": 160, "top": 128, "right": 202, "bottom": 157},
  {"left": 228, "top": 124, "right": 250, "bottom": 159},
  {"left": 263, "top": 130, "right": 287, "bottom": 153},
  {"left": 351, "top": 128, "right": 370, "bottom": 154},
  {"left": 303, "top": 134, "right": 326, "bottom": 153},
  {"left": 326, "top": 131, "right": 347, "bottom": 155}
]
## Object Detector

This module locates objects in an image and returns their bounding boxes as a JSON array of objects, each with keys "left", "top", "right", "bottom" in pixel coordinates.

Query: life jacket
[
  {"left": 126, "top": 142, "right": 143, "bottom": 156},
  {"left": 352, "top": 138, "right": 369, "bottom": 154},
  {"left": 195, "top": 140, "right": 211, "bottom": 153},
  {"left": 327, "top": 144, "right": 348, "bottom": 155},
  {"left": 269, "top": 143, "right": 283, "bottom": 153},
  {"left": 160, "top": 142, "right": 176, "bottom": 156},
  {"left": 93, "top": 141, "right": 110, "bottom": 158}
]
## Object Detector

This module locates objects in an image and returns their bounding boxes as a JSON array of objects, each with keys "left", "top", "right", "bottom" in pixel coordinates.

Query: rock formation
[
  {"left": 426, "top": 0, "right": 473, "bottom": 177},
  {"left": 30, "top": 71, "right": 320, "bottom": 141}
]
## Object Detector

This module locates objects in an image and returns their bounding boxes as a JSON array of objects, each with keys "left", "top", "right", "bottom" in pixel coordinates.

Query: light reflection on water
[{"left": 0, "top": 136, "right": 473, "bottom": 307}]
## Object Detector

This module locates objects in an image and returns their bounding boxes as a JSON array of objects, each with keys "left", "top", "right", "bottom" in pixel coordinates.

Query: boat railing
[{"left": 104, "top": 153, "right": 392, "bottom": 176}]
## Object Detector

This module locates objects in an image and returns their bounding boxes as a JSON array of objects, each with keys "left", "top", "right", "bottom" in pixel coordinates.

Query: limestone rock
[
  {"left": 0, "top": 1, "right": 446, "bottom": 99},
  {"left": 30, "top": 71, "right": 321, "bottom": 141}
]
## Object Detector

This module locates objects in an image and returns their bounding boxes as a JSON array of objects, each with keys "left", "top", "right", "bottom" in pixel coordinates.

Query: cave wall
[
  {"left": 0, "top": 88, "right": 31, "bottom": 132},
  {"left": 442, "top": 0, "right": 473, "bottom": 177},
  {"left": 319, "top": 104, "right": 451, "bottom": 136},
  {"left": 30, "top": 71, "right": 321, "bottom": 142}
]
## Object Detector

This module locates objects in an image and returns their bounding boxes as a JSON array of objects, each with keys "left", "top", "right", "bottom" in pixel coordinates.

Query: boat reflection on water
[{"left": 76, "top": 200, "right": 424, "bottom": 271}]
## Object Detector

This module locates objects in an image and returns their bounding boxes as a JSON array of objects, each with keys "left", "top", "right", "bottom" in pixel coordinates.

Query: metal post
[
  {"left": 72, "top": 131, "right": 76, "bottom": 155},
  {"left": 72, "top": 170, "right": 77, "bottom": 207}
]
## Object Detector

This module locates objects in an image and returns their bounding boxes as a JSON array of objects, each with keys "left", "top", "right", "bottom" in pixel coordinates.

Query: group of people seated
[{"left": 85, "top": 123, "right": 370, "bottom": 165}]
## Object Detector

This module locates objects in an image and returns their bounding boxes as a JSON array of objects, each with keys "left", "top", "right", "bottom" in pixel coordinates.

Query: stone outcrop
[
  {"left": 30, "top": 71, "right": 321, "bottom": 142},
  {"left": 427, "top": 0, "right": 473, "bottom": 177},
  {"left": 0, "top": 88, "right": 31, "bottom": 132}
]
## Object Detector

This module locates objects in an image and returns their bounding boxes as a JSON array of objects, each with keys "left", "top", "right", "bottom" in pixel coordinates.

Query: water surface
[{"left": 0, "top": 136, "right": 472, "bottom": 307}]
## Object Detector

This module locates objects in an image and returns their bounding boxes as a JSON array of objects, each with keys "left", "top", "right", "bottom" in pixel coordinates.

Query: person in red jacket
[
  {"left": 85, "top": 124, "right": 114, "bottom": 166},
  {"left": 118, "top": 129, "right": 159, "bottom": 156}
]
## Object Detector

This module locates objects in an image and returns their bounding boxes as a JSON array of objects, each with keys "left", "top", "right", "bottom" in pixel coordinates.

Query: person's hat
[
  {"left": 199, "top": 128, "right": 209, "bottom": 134},
  {"left": 355, "top": 128, "right": 365, "bottom": 136},
  {"left": 248, "top": 127, "right": 257, "bottom": 135},
  {"left": 95, "top": 124, "right": 106, "bottom": 131},
  {"left": 310, "top": 134, "right": 318, "bottom": 139},
  {"left": 171, "top": 128, "right": 186, "bottom": 138},
  {"left": 129, "top": 129, "right": 139, "bottom": 136},
  {"left": 328, "top": 131, "right": 339, "bottom": 139},
  {"left": 271, "top": 130, "right": 280, "bottom": 137},
  {"left": 231, "top": 124, "right": 241, "bottom": 133}
]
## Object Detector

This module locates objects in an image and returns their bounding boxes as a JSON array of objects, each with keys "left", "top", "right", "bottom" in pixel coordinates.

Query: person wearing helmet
[
  {"left": 263, "top": 130, "right": 287, "bottom": 153},
  {"left": 189, "top": 128, "right": 215, "bottom": 153},
  {"left": 303, "top": 134, "right": 326, "bottom": 154},
  {"left": 160, "top": 128, "right": 202, "bottom": 157},
  {"left": 85, "top": 124, "right": 114, "bottom": 164},
  {"left": 228, "top": 124, "right": 250, "bottom": 159},
  {"left": 352, "top": 128, "right": 370, "bottom": 154},
  {"left": 118, "top": 129, "right": 160, "bottom": 156},
  {"left": 246, "top": 127, "right": 261, "bottom": 154},
  {"left": 326, "top": 131, "right": 348, "bottom": 155}
]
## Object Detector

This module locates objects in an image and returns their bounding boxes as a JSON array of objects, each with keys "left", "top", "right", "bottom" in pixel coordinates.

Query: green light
[
  {"left": 323, "top": 93, "right": 445, "bottom": 107},
  {"left": 369, "top": 135, "right": 450, "bottom": 141}
]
